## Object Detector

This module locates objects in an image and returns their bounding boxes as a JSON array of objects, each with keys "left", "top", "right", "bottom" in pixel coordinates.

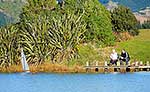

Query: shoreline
[
  {"left": 0, "top": 64, "right": 149, "bottom": 74},
  {"left": 0, "top": 64, "right": 87, "bottom": 73}
]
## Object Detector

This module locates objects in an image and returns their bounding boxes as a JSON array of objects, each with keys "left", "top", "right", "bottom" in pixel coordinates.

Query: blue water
[{"left": 0, "top": 72, "right": 150, "bottom": 92}]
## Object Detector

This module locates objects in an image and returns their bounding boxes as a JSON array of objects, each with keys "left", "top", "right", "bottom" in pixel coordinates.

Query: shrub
[
  {"left": 142, "top": 21, "right": 150, "bottom": 29},
  {"left": 113, "top": 32, "right": 132, "bottom": 42},
  {"left": 111, "top": 5, "right": 139, "bottom": 36}
]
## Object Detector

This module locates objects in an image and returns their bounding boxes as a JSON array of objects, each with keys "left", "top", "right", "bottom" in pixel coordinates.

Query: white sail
[{"left": 21, "top": 48, "right": 30, "bottom": 72}]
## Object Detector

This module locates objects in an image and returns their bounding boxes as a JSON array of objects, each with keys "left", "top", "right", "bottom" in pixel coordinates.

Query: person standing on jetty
[
  {"left": 120, "top": 49, "right": 130, "bottom": 65},
  {"left": 110, "top": 49, "right": 118, "bottom": 65}
]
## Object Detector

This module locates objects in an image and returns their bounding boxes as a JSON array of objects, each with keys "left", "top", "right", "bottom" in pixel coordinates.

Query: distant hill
[
  {"left": 0, "top": 11, "right": 13, "bottom": 26},
  {"left": 99, "top": 0, "right": 150, "bottom": 12},
  {"left": 0, "top": 0, "right": 25, "bottom": 26}
]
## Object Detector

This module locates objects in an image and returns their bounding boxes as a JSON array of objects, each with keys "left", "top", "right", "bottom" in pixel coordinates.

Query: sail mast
[{"left": 21, "top": 48, "right": 30, "bottom": 72}]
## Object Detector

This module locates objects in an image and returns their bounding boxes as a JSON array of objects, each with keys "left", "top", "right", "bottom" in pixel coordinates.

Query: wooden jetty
[{"left": 84, "top": 61, "right": 150, "bottom": 73}]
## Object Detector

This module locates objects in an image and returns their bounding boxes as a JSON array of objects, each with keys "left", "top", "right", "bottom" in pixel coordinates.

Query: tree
[
  {"left": 142, "top": 21, "right": 150, "bottom": 29},
  {"left": 83, "top": 0, "right": 115, "bottom": 45},
  {"left": 111, "top": 5, "right": 139, "bottom": 36}
]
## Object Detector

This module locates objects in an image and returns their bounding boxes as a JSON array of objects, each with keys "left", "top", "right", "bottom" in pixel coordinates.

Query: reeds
[
  {"left": 0, "top": 62, "right": 87, "bottom": 73},
  {"left": 0, "top": 65, "right": 22, "bottom": 73}
]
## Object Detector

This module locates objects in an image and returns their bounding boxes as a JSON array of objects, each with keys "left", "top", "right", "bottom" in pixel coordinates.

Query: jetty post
[
  {"left": 86, "top": 61, "right": 90, "bottom": 72},
  {"left": 116, "top": 62, "right": 120, "bottom": 72},
  {"left": 135, "top": 61, "right": 139, "bottom": 72},
  {"left": 95, "top": 61, "right": 99, "bottom": 72},
  {"left": 104, "top": 61, "right": 108, "bottom": 73},
  {"left": 139, "top": 61, "right": 143, "bottom": 71},
  {"left": 147, "top": 61, "right": 150, "bottom": 71}
]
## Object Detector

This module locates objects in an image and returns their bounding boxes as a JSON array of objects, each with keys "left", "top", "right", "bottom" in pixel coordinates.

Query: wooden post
[
  {"left": 140, "top": 61, "right": 143, "bottom": 66},
  {"left": 117, "top": 61, "right": 120, "bottom": 66},
  {"left": 86, "top": 61, "right": 89, "bottom": 66},
  {"left": 104, "top": 61, "right": 108, "bottom": 73},
  {"left": 104, "top": 61, "right": 108, "bottom": 66},
  {"left": 135, "top": 61, "right": 139, "bottom": 66},
  {"left": 96, "top": 61, "right": 98, "bottom": 66},
  {"left": 95, "top": 61, "right": 99, "bottom": 72},
  {"left": 135, "top": 61, "right": 139, "bottom": 72},
  {"left": 146, "top": 61, "right": 149, "bottom": 66},
  {"left": 146, "top": 61, "right": 149, "bottom": 71},
  {"left": 128, "top": 61, "right": 131, "bottom": 66},
  {"left": 117, "top": 61, "right": 120, "bottom": 72},
  {"left": 86, "top": 62, "right": 89, "bottom": 72},
  {"left": 140, "top": 61, "right": 143, "bottom": 71}
]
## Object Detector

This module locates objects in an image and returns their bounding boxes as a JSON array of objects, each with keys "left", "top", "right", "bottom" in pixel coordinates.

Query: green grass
[
  {"left": 69, "top": 29, "right": 150, "bottom": 66},
  {"left": 67, "top": 43, "right": 102, "bottom": 66},
  {"left": 116, "top": 29, "right": 150, "bottom": 63}
]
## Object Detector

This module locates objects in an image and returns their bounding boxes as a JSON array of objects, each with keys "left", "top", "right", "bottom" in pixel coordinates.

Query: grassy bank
[
  {"left": 70, "top": 29, "right": 150, "bottom": 66},
  {"left": 116, "top": 29, "right": 150, "bottom": 63}
]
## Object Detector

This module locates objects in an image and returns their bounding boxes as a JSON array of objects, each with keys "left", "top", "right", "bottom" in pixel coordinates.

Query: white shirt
[{"left": 110, "top": 52, "right": 118, "bottom": 60}]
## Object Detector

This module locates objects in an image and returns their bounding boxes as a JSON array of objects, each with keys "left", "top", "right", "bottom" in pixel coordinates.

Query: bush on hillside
[
  {"left": 111, "top": 5, "right": 139, "bottom": 36},
  {"left": 82, "top": 0, "right": 115, "bottom": 45},
  {"left": 113, "top": 32, "right": 132, "bottom": 42},
  {"left": 142, "top": 21, "right": 150, "bottom": 29}
]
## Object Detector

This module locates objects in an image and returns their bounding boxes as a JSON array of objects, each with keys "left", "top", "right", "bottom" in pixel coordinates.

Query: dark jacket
[{"left": 120, "top": 52, "right": 130, "bottom": 61}]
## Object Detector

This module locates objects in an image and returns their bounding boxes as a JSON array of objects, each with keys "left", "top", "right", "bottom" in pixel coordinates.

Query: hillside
[
  {"left": 0, "top": 0, "right": 25, "bottom": 26},
  {"left": 0, "top": 12, "right": 13, "bottom": 26},
  {"left": 67, "top": 29, "right": 150, "bottom": 66},
  {"left": 99, "top": 0, "right": 150, "bottom": 12},
  {"left": 116, "top": 29, "right": 150, "bottom": 63}
]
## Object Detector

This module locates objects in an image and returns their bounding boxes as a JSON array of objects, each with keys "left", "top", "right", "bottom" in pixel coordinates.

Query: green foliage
[
  {"left": 61, "top": 0, "right": 115, "bottom": 46},
  {"left": 141, "top": 21, "right": 150, "bottom": 29},
  {"left": 84, "top": 0, "right": 114, "bottom": 45},
  {"left": 19, "top": 15, "right": 86, "bottom": 64},
  {"left": 136, "top": 21, "right": 150, "bottom": 29},
  {"left": 68, "top": 43, "right": 102, "bottom": 66},
  {"left": 0, "top": 25, "right": 19, "bottom": 67},
  {"left": 117, "top": 29, "right": 150, "bottom": 63},
  {"left": 18, "top": 0, "right": 87, "bottom": 64},
  {"left": 20, "top": 0, "right": 57, "bottom": 23},
  {"left": 19, "top": 18, "right": 52, "bottom": 65},
  {"left": 111, "top": 5, "right": 139, "bottom": 36},
  {"left": 48, "top": 13, "right": 86, "bottom": 62}
]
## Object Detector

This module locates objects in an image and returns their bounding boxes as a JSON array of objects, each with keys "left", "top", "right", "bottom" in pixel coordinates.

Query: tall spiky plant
[
  {"left": 0, "top": 26, "right": 19, "bottom": 67},
  {"left": 47, "top": 11, "right": 86, "bottom": 63},
  {"left": 18, "top": 16, "right": 53, "bottom": 65}
]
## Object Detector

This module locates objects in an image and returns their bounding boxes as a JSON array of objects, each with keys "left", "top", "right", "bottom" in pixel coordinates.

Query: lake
[{"left": 0, "top": 72, "right": 150, "bottom": 92}]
